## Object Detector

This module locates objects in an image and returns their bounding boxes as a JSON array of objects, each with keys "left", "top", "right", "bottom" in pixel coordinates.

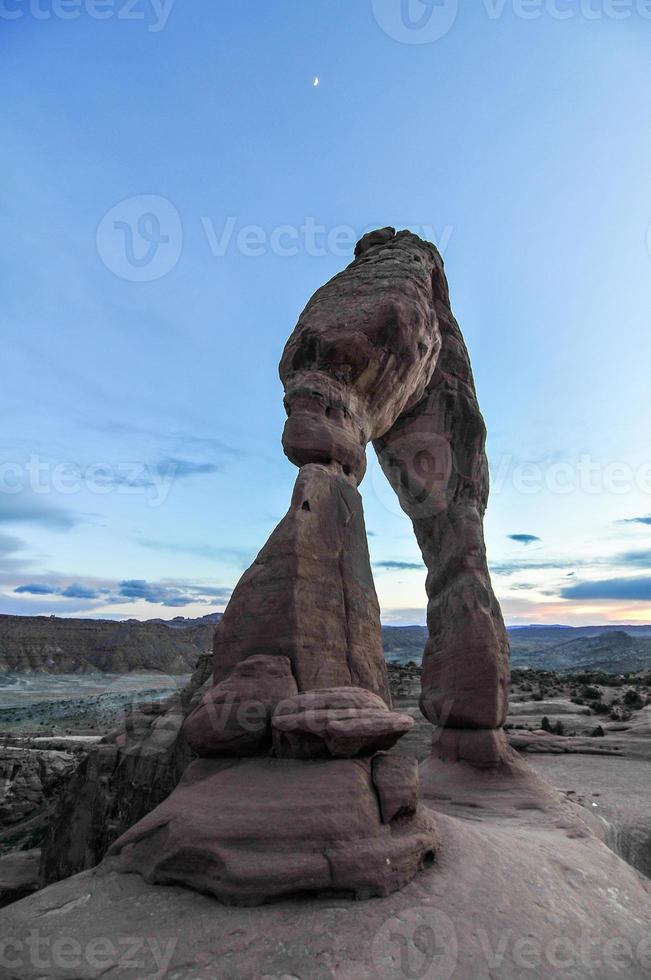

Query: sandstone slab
[
  {"left": 272, "top": 687, "right": 413, "bottom": 759},
  {"left": 3, "top": 774, "right": 651, "bottom": 980}
]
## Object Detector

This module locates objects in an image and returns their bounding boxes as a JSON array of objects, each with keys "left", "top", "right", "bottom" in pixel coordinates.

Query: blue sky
[{"left": 2, "top": 0, "right": 651, "bottom": 626}]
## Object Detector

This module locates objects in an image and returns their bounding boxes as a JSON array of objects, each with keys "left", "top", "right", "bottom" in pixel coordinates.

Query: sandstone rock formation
[
  {"left": 271, "top": 687, "right": 414, "bottom": 759},
  {"left": 0, "top": 849, "right": 40, "bottom": 908},
  {"left": 38, "top": 652, "right": 213, "bottom": 886},
  {"left": 280, "top": 227, "right": 442, "bottom": 484},
  {"left": 372, "top": 238, "right": 510, "bottom": 757},
  {"left": 63, "top": 227, "right": 509, "bottom": 904},
  {"left": 279, "top": 226, "right": 509, "bottom": 763},
  {"left": 7, "top": 233, "right": 651, "bottom": 975},
  {"left": 107, "top": 756, "right": 438, "bottom": 905},
  {"left": 212, "top": 464, "right": 389, "bottom": 702},
  {"left": 184, "top": 654, "right": 298, "bottom": 757},
  {"left": 0, "top": 745, "right": 82, "bottom": 865},
  {"left": 107, "top": 230, "right": 489, "bottom": 903}
]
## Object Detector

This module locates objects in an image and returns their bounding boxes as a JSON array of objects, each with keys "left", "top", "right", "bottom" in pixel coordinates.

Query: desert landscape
[
  {"left": 1, "top": 605, "right": 651, "bottom": 971},
  {"left": 4, "top": 12, "right": 651, "bottom": 970}
]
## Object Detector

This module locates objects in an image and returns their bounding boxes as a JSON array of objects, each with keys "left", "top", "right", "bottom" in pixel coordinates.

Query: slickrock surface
[
  {"left": 3, "top": 762, "right": 651, "bottom": 979},
  {"left": 529, "top": 752, "right": 651, "bottom": 879}
]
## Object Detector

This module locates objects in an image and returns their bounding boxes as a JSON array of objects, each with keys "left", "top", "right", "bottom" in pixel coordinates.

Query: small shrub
[
  {"left": 582, "top": 685, "right": 601, "bottom": 700},
  {"left": 623, "top": 690, "right": 644, "bottom": 709},
  {"left": 591, "top": 701, "right": 610, "bottom": 716}
]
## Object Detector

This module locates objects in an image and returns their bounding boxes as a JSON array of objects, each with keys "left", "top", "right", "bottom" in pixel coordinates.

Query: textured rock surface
[
  {"left": 0, "top": 747, "right": 79, "bottom": 830},
  {"left": 32, "top": 657, "right": 416, "bottom": 893},
  {"left": 106, "top": 756, "right": 438, "bottom": 905},
  {"left": 38, "top": 652, "right": 213, "bottom": 887},
  {"left": 278, "top": 227, "right": 509, "bottom": 760},
  {"left": 371, "top": 753, "right": 419, "bottom": 824},
  {"left": 272, "top": 687, "right": 413, "bottom": 759},
  {"left": 372, "top": 235, "right": 510, "bottom": 754},
  {"left": 0, "top": 848, "right": 40, "bottom": 908},
  {"left": 4, "top": 769, "right": 651, "bottom": 980},
  {"left": 432, "top": 727, "right": 510, "bottom": 768},
  {"left": 280, "top": 228, "right": 442, "bottom": 483},
  {"left": 213, "top": 464, "right": 390, "bottom": 704},
  {"left": 183, "top": 655, "right": 297, "bottom": 757},
  {"left": 0, "top": 747, "right": 81, "bottom": 860}
]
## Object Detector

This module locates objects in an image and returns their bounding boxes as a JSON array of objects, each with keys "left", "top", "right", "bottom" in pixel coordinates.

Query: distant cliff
[
  {"left": 0, "top": 614, "right": 221, "bottom": 674},
  {"left": 3, "top": 614, "right": 651, "bottom": 675},
  {"left": 384, "top": 623, "right": 651, "bottom": 674}
]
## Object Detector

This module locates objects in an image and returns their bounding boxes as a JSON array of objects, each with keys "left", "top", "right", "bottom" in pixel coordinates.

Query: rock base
[
  {"left": 105, "top": 755, "right": 438, "bottom": 906},
  {"left": 432, "top": 727, "right": 510, "bottom": 768}
]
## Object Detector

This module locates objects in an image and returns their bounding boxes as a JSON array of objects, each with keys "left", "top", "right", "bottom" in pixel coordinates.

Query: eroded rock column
[
  {"left": 374, "top": 248, "right": 511, "bottom": 766},
  {"left": 212, "top": 462, "right": 390, "bottom": 703}
]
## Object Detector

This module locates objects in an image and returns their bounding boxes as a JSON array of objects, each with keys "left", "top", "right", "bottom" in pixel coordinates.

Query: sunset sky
[{"left": 2, "top": 2, "right": 651, "bottom": 626}]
